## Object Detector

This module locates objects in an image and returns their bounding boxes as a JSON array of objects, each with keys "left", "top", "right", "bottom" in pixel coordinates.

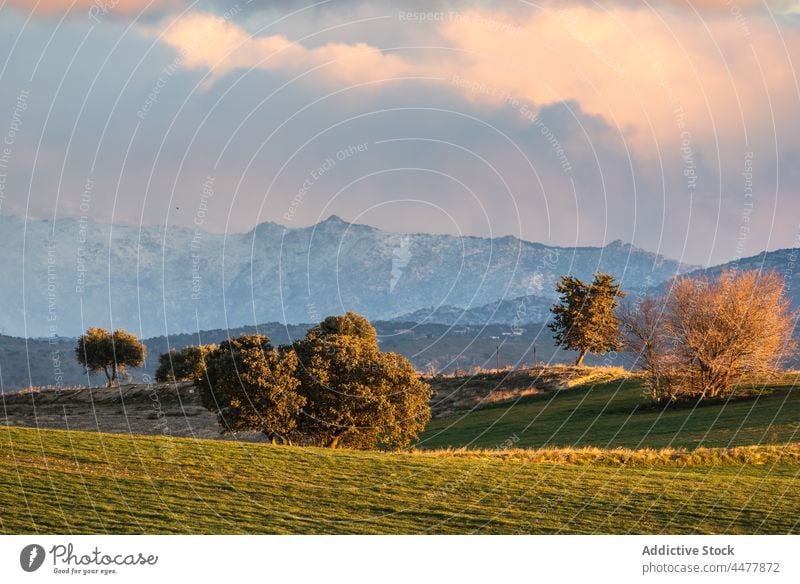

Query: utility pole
[
  {"left": 533, "top": 344, "right": 537, "bottom": 368},
  {"left": 496, "top": 345, "right": 500, "bottom": 370}
]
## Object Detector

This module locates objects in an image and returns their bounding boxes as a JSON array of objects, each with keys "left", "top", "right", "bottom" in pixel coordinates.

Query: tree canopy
[
  {"left": 622, "top": 270, "right": 797, "bottom": 402},
  {"left": 294, "top": 313, "right": 431, "bottom": 449},
  {"left": 548, "top": 273, "right": 626, "bottom": 365},
  {"left": 75, "top": 328, "right": 146, "bottom": 387},
  {"left": 201, "top": 335, "right": 304, "bottom": 444},
  {"left": 197, "top": 313, "right": 431, "bottom": 450}
]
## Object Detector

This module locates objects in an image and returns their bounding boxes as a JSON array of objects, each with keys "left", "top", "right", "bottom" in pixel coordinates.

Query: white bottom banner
[{"left": 0, "top": 535, "right": 796, "bottom": 583}]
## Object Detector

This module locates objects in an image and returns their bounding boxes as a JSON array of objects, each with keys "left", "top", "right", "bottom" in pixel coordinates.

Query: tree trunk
[
  {"left": 103, "top": 366, "right": 112, "bottom": 388},
  {"left": 266, "top": 433, "right": 294, "bottom": 446},
  {"left": 575, "top": 348, "right": 588, "bottom": 366}
]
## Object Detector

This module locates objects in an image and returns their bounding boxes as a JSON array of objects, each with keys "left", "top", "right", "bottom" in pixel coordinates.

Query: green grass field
[
  {"left": 1, "top": 425, "right": 798, "bottom": 534},
  {"left": 1, "top": 373, "right": 798, "bottom": 534},
  {"left": 421, "top": 378, "right": 800, "bottom": 450}
]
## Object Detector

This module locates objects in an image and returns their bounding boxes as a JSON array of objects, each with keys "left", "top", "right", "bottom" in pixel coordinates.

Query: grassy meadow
[
  {"left": 0, "top": 424, "right": 798, "bottom": 534},
  {"left": 1, "top": 370, "right": 798, "bottom": 534},
  {"left": 422, "top": 376, "right": 800, "bottom": 450}
]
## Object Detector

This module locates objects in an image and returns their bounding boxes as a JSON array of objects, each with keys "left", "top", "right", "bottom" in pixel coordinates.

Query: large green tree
[
  {"left": 197, "top": 314, "right": 431, "bottom": 449},
  {"left": 200, "top": 335, "right": 304, "bottom": 444},
  {"left": 548, "top": 273, "right": 626, "bottom": 366},
  {"left": 294, "top": 312, "right": 432, "bottom": 449},
  {"left": 75, "top": 327, "right": 146, "bottom": 387}
]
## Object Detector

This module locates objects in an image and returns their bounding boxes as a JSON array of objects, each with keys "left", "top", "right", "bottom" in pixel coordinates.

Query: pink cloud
[
  {"left": 664, "top": 0, "right": 794, "bottom": 10},
  {"left": 437, "top": 5, "right": 800, "bottom": 156},
  {"left": 148, "top": 11, "right": 411, "bottom": 86},
  {"left": 144, "top": 5, "right": 799, "bottom": 165},
  {"left": 6, "top": 0, "right": 179, "bottom": 17}
]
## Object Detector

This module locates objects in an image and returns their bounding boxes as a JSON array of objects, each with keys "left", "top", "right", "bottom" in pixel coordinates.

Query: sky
[{"left": 0, "top": 0, "right": 798, "bottom": 266}]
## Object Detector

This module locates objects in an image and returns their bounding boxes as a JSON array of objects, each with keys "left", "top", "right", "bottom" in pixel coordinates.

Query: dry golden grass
[
  {"left": 557, "top": 365, "right": 631, "bottom": 389},
  {"left": 409, "top": 443, "right": 800, "bottom": 466},
  {"left": 427, "top": 364, "right": 633, "bottom": 416},
  {"left": 14, "top": 384, "right": 85, "bottom": 395}
]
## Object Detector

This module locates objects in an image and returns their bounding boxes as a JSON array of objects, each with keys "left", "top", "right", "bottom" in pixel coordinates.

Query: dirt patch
[
  {"left": 427, "top": 365, "right": 630, "bottom": 417},
  {"left": 0, "top": 382, "right": 265, "bottom": 442}
]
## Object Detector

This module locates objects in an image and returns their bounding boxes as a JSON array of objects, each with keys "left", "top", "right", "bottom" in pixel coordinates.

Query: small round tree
[
  {"left": 75, "top": 327, "right": 146, "bottom": 387},
  {"left": 155, "top": 344, "right": 215, "bottom": 382},
  {"left": 199, "top": 335, "right": 304, "bottom": 444},
  {"left": 294, "top": 312, "right": 431, "bottom": 449}
]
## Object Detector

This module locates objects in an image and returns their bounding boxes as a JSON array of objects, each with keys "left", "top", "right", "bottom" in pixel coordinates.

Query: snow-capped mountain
[
  {"left": 666, "top": 248, "right": 800, "bottom": 308},
  {"left": 392, "top": 294, "right": 555, "bottom": 326},
  {"left": 0, "top": 214, "right": 694, "bottom": 338}
]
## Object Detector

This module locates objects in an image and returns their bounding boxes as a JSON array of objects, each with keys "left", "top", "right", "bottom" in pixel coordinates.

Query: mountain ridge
[{"left": 0, "top": 213, "right": 694, "bottom": 338}]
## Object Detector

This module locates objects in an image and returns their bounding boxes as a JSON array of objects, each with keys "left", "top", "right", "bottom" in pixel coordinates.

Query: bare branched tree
[
  {"left": 620, "top": 296, "right": 677, "bottom": 403},
  {"left": 622, "top": 270, "right": 797, "bottom": 402}
]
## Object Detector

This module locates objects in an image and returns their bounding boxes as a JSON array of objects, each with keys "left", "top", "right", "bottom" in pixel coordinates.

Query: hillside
[
  {"left": 4, "top": 369, "right": 797, "bottom": 452},
  {"left": 0, "top": 334, "right": 86, "bottom": 390},
  {"left": 2, "top": 322, "right": 618, "bottom": 391},
  {"left": 663, "top": 248, "right": 800, "bottom": 308},
  {"left": 428, "top": 365, "right": 631, "bottom": 417},
  {"left": 0, "top": 214, "right": 691, "bottom": 338},
  {"left": 0, "top": 382, "right": 252, "bottom": 441},
  {"left": 422, "top": 376, "right": 800, "bottom": 450},
  {"left": 0, "top": 367, "right": 624, "bottom": 437},
  {"left": 1, "top": 425, "right": 797, "bottom": 534}
]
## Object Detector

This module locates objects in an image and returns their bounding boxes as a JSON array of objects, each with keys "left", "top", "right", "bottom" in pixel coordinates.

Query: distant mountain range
[
  {"left": 393, "top": 247, "right": 800, "bottom": 326},
  {"left": 3, "top": 242, "right": 800, "bottom": 390},
  {"left": 392, "top": 294, "right": 554, "bottom": 326},
  {"left": 655, "top": 248, "right": 800, "bottom": 309},
  {"left": 0, "top": 214, "right": 694, "bottom": 338},
  {"left": 691, "top": 249, "right": 800, "bottom": 284}
]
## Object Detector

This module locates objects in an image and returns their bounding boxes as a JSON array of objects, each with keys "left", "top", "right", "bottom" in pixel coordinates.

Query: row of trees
[
  {"left": 74, "top": 314, "right": 431, "bottom": 450},
  {"left": 161, "top": 313, "right": 431, "bottom": 449},
  {"left": 75, "top": 269, "right": 796, "bottom": 445},
  {"left": 548, "top": 269, "right": 797, "bottom": 403}
]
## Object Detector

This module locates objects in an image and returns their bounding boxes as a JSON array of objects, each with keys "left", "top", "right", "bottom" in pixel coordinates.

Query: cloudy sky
[{"left": 0, "top": 0, "right": 798, "bottom": 265}]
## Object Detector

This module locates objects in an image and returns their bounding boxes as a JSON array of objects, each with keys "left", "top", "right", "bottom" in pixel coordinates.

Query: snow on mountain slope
[{"left": 0, "top": 214, "right": 693, "bottom": 338}]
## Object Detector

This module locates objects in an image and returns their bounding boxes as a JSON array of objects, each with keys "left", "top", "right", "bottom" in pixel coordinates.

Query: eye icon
[{"left": 20, "top": 544, "right": 46, "bottom": 572}]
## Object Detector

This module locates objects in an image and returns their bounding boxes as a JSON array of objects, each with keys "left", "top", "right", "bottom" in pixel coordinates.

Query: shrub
[{"left": 155, "top": 344, "right": 215, "bottom": 382}]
